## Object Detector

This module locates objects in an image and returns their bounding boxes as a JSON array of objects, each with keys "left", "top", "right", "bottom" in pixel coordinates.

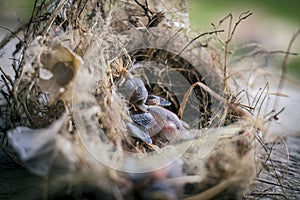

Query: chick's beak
[{"left": 146, "top": 95, "right": 171, "bottom": 106}]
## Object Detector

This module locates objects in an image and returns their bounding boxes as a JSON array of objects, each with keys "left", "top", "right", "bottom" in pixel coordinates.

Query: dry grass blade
[
  {"left": 177, "top": 29, "right": 224, "bottom": 56},
  {"left": 274, "top": 28, "right": 300, "bottom": 110}
]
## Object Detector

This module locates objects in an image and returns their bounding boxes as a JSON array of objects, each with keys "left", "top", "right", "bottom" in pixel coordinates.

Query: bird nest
[{"left": 0, "top": 0, "right": 288, "bottom": 199}]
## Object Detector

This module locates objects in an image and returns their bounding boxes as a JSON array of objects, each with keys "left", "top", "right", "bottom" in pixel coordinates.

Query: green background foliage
[{"left": 188, "top": 0, "right": 300, "bottom": 78}]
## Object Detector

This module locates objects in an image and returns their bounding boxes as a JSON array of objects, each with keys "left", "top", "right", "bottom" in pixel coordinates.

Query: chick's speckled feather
[{"left": 130, "top": 112, "right": 156, "bottom": 129}]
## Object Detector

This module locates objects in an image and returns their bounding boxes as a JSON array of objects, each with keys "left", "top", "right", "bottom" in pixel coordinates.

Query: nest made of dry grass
[{"left": 0, "top": 0, "right": 296, "bottom": 199}]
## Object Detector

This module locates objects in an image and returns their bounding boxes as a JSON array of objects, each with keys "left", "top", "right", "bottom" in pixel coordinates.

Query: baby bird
[
  {"left": 119, "top": 69, "right": 192, "bottom": 143},
  {"left": 131, "top": 97, "right": 193, "bottom": 143},
  {"left": 118, "top": 68, "right": 148, "bottom": 112},
  {"left": 126, "top": 122, "right": 152, "bottom": 144},
  {"left": 125, "top": 95, "right": 169, "bottom": 144}
]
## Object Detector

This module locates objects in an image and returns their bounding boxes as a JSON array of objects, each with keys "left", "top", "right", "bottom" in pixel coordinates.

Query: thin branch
[
  {"left": 0, "top": 25, "right": 23, "bottom": 42},
  {"left": 255, "top": 82, "right": 269, "bottom": 118},
  {"left": 210, "top": 13, "right": 232, "bottom": 47},
  {"left": 0, "top": 24, "right": 26, "bottom": 49},
  {"left": 264, "top": 142, "right": 286, "bottom": 194},
  {"left": 177, "top": 30, "right": 224, "bottom": 56},
  {"left": 0, "top": 67, "right": 13, "bottom": 87},
  {"left": 266, "top": 107, "right": 285, "bottom": 122},
  {"left": 0, "top": 88, "right": 10, "bottom": 104},
  {"left": 269, "top": 50, "right": 298, "bottom": 56},
  {"left": 42, "top": 0, "right": 68, "bottom": 35},
  {"left": 134, "top": 0, "right": 152, "bottom": 21},
  {"left": 163, "top": 28, "right": 184, "bottom": 47},
  {"left": 227, "top": 11, "right": 252, "bottom": 44},
  {"left": 255, "top": 133, "right": 269, "bottom": 153},
  {"left": 274, "top": 136, "right": 290, "bottom": 186},
  {"left": 178, "top": 81, "right": 251, "bottom": 121},
  {"left": 222, "top": 11, "right": 252, "bottom": 94},
  {"left": 274, "top": 28, "right": 300, "bottom": 109},
  {"left": 77, "top": 0, "right": 89, "bottom": 19}
]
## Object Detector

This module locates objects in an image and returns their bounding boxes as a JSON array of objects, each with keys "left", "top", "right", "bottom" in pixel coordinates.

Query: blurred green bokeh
[
  {"left": 188, "top": 0, "right": 300, "bottom": 27},
  {"left": 0, "top": 0, "right": 34, "bottom": 23},
  {"left": 188, "top": 0, "right": 300, "bottom": 78}
]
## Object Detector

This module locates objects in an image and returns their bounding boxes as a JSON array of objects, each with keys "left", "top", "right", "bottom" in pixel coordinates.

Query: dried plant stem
[
  {"left": 177, "top": 30, "right": 224, "bottom": 56},
  {"left": 134, "top": 0, "right": 152, "bottom": 21},
  {"left": 42, "top": 0, "right": 68, "bottom": 35},
  {"left": 255, "top": 82, "right": 269, "bottom": 118},
  {"left": 0, "top": 24, "right": 27, "bottom": 52},
  {"left": 278, "top": 28, "right": 300, "bottom": 89},
  {"left": 223, "top": 11, "right": 252, "bottom": 94},
  {"left": 264, "top": 142, "right": 286, "bottom": 194},
  {"left": 273, "top": 28, "right": 300, "bottom": 110},
  {"left": 274, "top": 136, "right": 290, "bottom": 186},
  {"left": 179, "top": 81, "right": 248, "bottom": 120},
  {"left": 0, "top": 67, "right": 13, "bottom": 87},
  {"left": 212, "top": 12, "right": 252, "bottom": 94}
]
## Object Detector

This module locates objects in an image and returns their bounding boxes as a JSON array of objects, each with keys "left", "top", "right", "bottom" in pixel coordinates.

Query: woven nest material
[{"left": 0, "top": 0, "right": 280, "bottom": 199}]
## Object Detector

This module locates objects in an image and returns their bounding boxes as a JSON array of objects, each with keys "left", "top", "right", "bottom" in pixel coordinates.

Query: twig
[
  {"left": 178, "top": 81, "right": 250, "bottom": 121},
  {"left": 256, "top": 133, "right": 269, "bottom": 153},
  {"left": 0, "top": 88, "right": 10, "bottom": 104},
  {"left": 222, "top": 11, "right": 252, "bottom": 94},
  {"left": 0, "top": 72, "right": 13, "bottom": 101},
  {"left": 0, "top": 25, "right": 23, "bottom": 42},
  {"left": 77, "top": 0, "right": 89, "bottom": 19},
  {"left": 134, "top": 0, "right": 152, "bottom": 21},
  {"left": 266, "top": 107, "right": 285, "bottom": 122},
  {"left": 163, "top": 28, "right": 184, "bottom": 47},
  {"left": 255, "top": 82, "right": 269, "bottom": 118},
  {"left": 273, "top": 28, "right": 300, "bottom": 109},
  {"left": 229, "top": 49, "right": 298, "bottom": 64},
  {"left": 25, "top": 0, "right": 39, "bottom": 35},
  {"left": 257, "top": 136, "right": 291, "bottom": 196},
  {"left": 226, "top": 11, "right": 252, "bottom": 44},
  {"left": 42, "top": 0, "right": 68, "bottom": 35},
  {"left": 177, "top": 30, "right": 224, "bottom": 56},
  {"left": 0, "top": 67, "right": 13, "bottom": 87},
  {"left": 0, "top": 24, "right": 26, "bottom": 49},
  {"left": 269, "top": 50, "right": 297, "bottom": 56},
  {"left": 274, "top": 136, "right": 290, "bottom": 186},
  {"left": 265, "top": 143, "right": 286, "bottom": 194}
]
